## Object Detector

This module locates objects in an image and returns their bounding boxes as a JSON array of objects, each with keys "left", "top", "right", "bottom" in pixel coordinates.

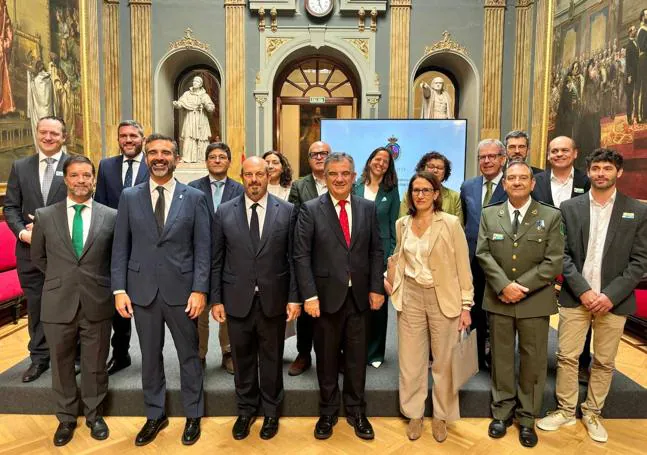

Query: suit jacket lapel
[
  {"left": 29, "top": 154, "right": 45, "bottom": 204},
  {"left": 579, "top": 196, "right": 591, "bottom": 254},
  {"left": 427, "top": 212, "right": 443, "bottom": 251},
  {"left": 602, "top": 193, "right": 625, "bottom": 258},
  {"left": 114, "top": 157, "right": 125, "bottom": 193},
  {"left": 46, "top": 153, "right": 67, "bottom": 205},
  {"left": 572, "top": 169, "right": 589, "bottom": 198},
  {"left": 349, "top": 195, "right": 361, "bottom": 249},
  {"left": 497, "top": 203, "right": 515, "bottom": 240},
  {"left": 472, "top": 176, "right": 483, "bottom": 211},
  {"left": 202, "top": 177, "right": 216, "bottom": 214},
  {"left": 305, "top": 174, "right": 318, "bottom": 200},
  {"left": 491, "top": 178, "right": 506, "bottom": 203},
  {"left": 234, "top": 195, "right": 255, "bottom": 255},
  {"left": 257, "top": 195, "right": 279, "bottom": 256},
  {"left": 134, "top": 157, "right": 148, "bottom": 185},
  {"left": 321, "top": 194, "right": 348, "bottom": 249},
  {"left": 515, "top": 200, "right": 539, "bottom": 241},
  {"left": 54, "top": 201, "right": 77, "bottom": 259},
  {"left": 539, "top": 173, "right": 555, "bottom": 205},
  {"left": 136, "top": 181, "right": 159, "bottom": 236},
  {"left": 79, "top": 201, "right": 105, "bottom": 260},
  {"left": 160, "top": 182, "right": 186, "bottom": 240}
]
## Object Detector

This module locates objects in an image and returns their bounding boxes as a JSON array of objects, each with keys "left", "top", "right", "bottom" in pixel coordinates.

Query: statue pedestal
[{"left": 174, "top": 162, "right": 206, "bottom": 184}]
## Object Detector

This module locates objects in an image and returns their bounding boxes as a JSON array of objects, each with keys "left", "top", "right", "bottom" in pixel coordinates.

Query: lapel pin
[
  {"left": 179, "top": 194, "right": 183, "bottom": 199},
  {"left": 531, "top": 209, "right": 538, "bottom": 215},
  {"left": 498, "top": 209, "right": 504, "bottom": 216},
  {"left": 574, "top": 187, "right": 584, "bottom": 193},
  {"left": 55, "top": 171, "right": 63, "bottom": 176}
]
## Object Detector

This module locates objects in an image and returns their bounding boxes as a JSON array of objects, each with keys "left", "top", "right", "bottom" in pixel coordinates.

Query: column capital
[
  {"left": 128, "top": 0, "right": 151, "bottom": 6},
  {"left": 516, "top": 0, "right": 534, "bottom": 7},
  {"left": 224, "top": 0, "right": 246, "bottom": 6},
  {"left": 390, "top": 0, "right": 412, "bottom": 7},
  {"left": 104, "top": 0, "right": 120, "bottom": 5},
  {"left": 484, "top": 0, "right": 506, "bottom": 7}
]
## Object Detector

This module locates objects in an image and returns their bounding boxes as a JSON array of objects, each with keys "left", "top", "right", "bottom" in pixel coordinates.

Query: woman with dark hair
[
  {"left": 353, "top": 146, "right": 400, "bottom": 368},
  {"left": 263, "top": 150, "right": 293, "bottom": 200},
  {"left": 399, "top": 151, "right": 463, "bottom": 224},
  {"left": 385, "top": 172, "right": 473, "bottom": 442}
]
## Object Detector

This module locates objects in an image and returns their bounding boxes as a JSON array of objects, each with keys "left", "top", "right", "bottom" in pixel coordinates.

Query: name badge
[
  {"left": 574, "top": 187, "right": 584, "bottom": 193},
  {"left": 622, "top": 212, "right": 635, "bottom": 219},
  {"left": 55, "top": 171, "right": 64, "bottom": 177},
  {"left": 492, "top": 233, "right": 504, "bottom": 241}
]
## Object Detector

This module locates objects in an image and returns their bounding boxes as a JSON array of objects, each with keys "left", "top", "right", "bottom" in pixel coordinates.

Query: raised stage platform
[{"left": 0, "top": 306, "right": 645, "bottom": 418}]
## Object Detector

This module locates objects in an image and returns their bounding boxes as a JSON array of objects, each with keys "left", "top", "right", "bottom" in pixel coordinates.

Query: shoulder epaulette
[{"left": 483, "top": 200, "right": 505, "bottom": 209}]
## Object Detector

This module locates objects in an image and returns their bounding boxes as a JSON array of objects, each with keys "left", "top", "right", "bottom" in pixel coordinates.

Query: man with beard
[
  {"left": 538, "top": 149, "right": 647, "bottom": 443},
  {"left": 31, "top": 155, "right": 117, "bottom": 446},
  {"left": 111, "top": 133, "right": 211, "bottom": 446},
  {"left": 503, "top": 130, "right": 542, "bottom": 174},
  {"left": 95, "top": 120, "right": 149, "bottom": 375}
]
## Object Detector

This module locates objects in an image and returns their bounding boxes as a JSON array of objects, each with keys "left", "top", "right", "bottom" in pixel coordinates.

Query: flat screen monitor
[{"left": 321, "top": 119, "right": 467, "bottom": 197}]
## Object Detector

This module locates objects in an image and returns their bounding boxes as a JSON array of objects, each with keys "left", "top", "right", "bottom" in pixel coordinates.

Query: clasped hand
[{"left": 499, "top": 282, "right": 529, "bottom": 304}]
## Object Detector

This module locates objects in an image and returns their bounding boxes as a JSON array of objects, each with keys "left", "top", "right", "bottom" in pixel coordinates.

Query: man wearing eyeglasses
[
  {"left": 459, "top": 139, "right": 508, "bottom": 369},
  {"left": 188, "top": 142, "right": 243, "bottom": 374},
  {"left": 287, "top": 141, "right": 331, "bottom": 376},
  {"left": 503, "top": 130, "right": 542, "bottom": 174}
]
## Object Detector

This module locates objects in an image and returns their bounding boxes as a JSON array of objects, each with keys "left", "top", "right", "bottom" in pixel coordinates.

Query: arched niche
[
  {"left": 154, "top": 47, "right": 224, "bottom": 140},
  {"left": 411, "top": 50, "right": 480, "bottom": 178}
]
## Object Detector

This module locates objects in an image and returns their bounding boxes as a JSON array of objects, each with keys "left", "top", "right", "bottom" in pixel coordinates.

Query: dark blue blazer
[
  {"left": 111, "top": 180, "right": 211, "bottom": 306},
  {"left": 95, "top": 155, "right": 149, "bottom": 209},
  {"left": 187, "top": 175, "right": 244, "bottom": 216},
  {"left": 211, "top": 193, "right": 299, "bottom": 318},
  {"left": 531, "top": 167, "right": 590, "bottom": 207},
  {"left": 460, "top": 175, "right": 507, "bottom": 260}
]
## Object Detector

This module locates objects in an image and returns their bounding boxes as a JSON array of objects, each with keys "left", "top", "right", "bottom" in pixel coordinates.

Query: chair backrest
[{"left": 0, "top": 221, "right": 17, "bottom": 272}]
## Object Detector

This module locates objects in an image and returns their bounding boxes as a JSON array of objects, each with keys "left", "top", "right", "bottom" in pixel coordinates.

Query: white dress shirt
[
  {"left": 38, "top": 149, "right": 64, "bottom": 185},
  {"left": 506, "top": 197, "right": 532, "bottom": 225},
  {"left": 329, "top": 194, "right": 353, "bottom": 236},
  {"left": 482, "top": 171, "right": 503, "bottom": 204},
  {"left": 149, "top": 177, "right": 176, "bottom": 224},
  {"left": 66, "top": 197, "right": 92, "bottom": 245},
  {"left": 550, "top": 167, "right": 574, "bottom": 209},
  {"left": 121, "top": 152, "right": 144, "bottom": 186},
  {"left": 363, "top": 184, "right": 377, "bottom": 202},
  {"left": 267, "top": 183, "right": 291, "bottom": 201},
  {"left": 582, "top": 190, "right": 616, "bottom": 294},
  {"left": 314, "top": 177, "right": 328, "bottom": 196},
  {"left": 244, "top": 192, "right": 268, "bottom": 237}
]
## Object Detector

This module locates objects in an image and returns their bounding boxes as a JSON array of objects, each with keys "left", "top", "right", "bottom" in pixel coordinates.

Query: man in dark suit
[
  {"left": 287, "top": 140, "right": 331, "bottom": 376},
  {"left": 210, "top": 156, "right": 300, "bottom": 440},
  {"left": 637, "top": 9, "right": 647, "bottom": 123},
  {"left": 4, "top": 116, "right": 69, "bottom": 383},
  {"left": 538, "top": 148, "right": 647, "bottom": 443},
  {"left": 460, "top": 139, "right": 508, "bottom": 368},
  {"left": 188, "top": 142, "right": 243, "bottom": 374},
  {"left": 503, "top": 130, "right": 542, "bottom": 174},
  {"left": 294, "top": 152, "right": 384, "bottom": 441},
  {"left": 31, "top": 155, "right": 117, "bottom": 446},
  {"left": 94, "top": 119, "right": 149, "bottom": 376},
  {"left": 111, "top": 133, "right": 211, "bottom": 446},
  {"left": 625, "top": 26, "right": 639, "bottom": 124}
]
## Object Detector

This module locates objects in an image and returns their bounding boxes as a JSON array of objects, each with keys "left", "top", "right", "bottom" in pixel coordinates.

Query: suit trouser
[
  {"left": 639, "top": 55, "right": 647, "bottom": 121},
  {"left": 626, "top": 81, "right": 636, "bottom": 121},
  {"left": 366, "top": 293, "right": 388, "bottom": 364},
  {"left": 16, "top": 257, "right": 49, "bottom": 366},
  {"left": 296, "top": 310, "right": 315, "bottom": 356},
  {"left": 489, "top": 313, "right": 549, "bottom": 427},
  {"left": 110, "top": 312, "right": 132, "bottom": 359},
  {"left": 197, "top": 309, "right": 230, "bottom": 359},
  {"left": 43, "top": 306, "right": 111, "bottom": 423},
  {"left": 398, "top": 278, "right": 460, "bottom": 422},
  {"left": 555, "top": 306, "right": 627, "bottom": 417},
  {"left": 313, "top": 290, "right": 369, "bottom": 416},
  {"left": 133, "top": 293, "right": 204, "bottom": 419},
  {"left": 470, "top": 259, "right": 489, "bottom": 366},
  {"left": 227, "top": 296, "right": 286, "bottom": 417}
]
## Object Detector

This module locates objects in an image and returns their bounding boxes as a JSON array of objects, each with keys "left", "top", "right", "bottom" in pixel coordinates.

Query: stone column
[
  {"left": 511, "top": 0, "right": 534, "bottom": 132},
  {"left": 388, "top": 0, "right": 411, "bottom": 118},
  {"left": 80, "top": 0, "right": 102, "bottom": 163},
  {"left": 103, "top": 0, "right": 121, "bottom": 155},
  {"left": 129, "top": 0, "right": 152, "bottom": 134},
  {"left": 225, "top": 0, "right": 246, "bottom": 177},
  {"left": 481, "top": 0, "right": 506, "bottom": 139}
]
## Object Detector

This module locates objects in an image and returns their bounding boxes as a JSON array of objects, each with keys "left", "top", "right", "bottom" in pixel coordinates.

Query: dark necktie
[
  {"left": 338, "top": 199, "right": 350, "bottom": 247},
  {"left": 154, "top": 186, "right": 165, "bottom": 235},
  {"left": 513, "top": 209, "right": 521, "bottom": 236},
  {"left": 250, "top": 203, "right": 260, "bottom": 252},
  {"left": 124, "top": 159, "right": 134, "bottom": 188}
]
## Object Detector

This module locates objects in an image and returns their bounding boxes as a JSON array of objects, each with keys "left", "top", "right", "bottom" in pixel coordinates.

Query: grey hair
[
  {"left": 502, "top": 160, "right": 535, "bottom": 180},
  {"left": 504, "top": 130, "right": 530, "bottom": 148},
  {"left": 324, "top": 152, "right": 355, "bottom": 173},
  {"left": 477, "top": 138, "right": 505, "bottom": 156}
]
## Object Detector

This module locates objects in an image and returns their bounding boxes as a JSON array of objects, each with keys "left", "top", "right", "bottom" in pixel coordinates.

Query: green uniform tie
[
  {"left": 483, "top": 180, "right": 494, "bottom": 207},
  {"left": 72, "top": 204, "right": 85, "bottom": 258}
]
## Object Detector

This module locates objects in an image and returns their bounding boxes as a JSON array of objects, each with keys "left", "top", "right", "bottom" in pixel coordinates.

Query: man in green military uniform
[{"left": 476, "top": 161, "right": 564, "bottom": 448}]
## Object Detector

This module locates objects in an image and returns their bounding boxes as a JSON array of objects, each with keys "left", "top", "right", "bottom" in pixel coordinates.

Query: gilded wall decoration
[
  {"left": 266, "top": 37, "right": 290, "bottom": 59},
  {"left": 344, "top": 38, "right": 369, "bottom": 60},
  {"left": 169, "top": 28, "right": 210, "bottom": 52},
  {"left": 424, "top": 31, "right": 468, "bottom": 57}
]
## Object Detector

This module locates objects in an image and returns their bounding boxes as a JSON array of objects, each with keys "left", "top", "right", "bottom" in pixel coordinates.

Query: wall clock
[{"left": 305, "top": 0, "right": 333, "bottom": 18}]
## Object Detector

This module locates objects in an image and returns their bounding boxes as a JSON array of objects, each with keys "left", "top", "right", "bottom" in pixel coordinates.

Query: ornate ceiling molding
[
  {"left": 169, "top": 28, "right": 210, "bottom": 52},
  {"left": 424, "top": 31, "right": 468, "bottom": 57}
]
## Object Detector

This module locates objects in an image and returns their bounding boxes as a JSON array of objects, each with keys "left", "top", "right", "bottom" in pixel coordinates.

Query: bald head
[
  {"left": 241, "top": 156, "right": 269, "bottom": 201},
  {"left": 548, "top": 136, "right": 578, "bottom": 171},
  {"left": 308, "top": 141, "right": 331, "bottom": 177}
]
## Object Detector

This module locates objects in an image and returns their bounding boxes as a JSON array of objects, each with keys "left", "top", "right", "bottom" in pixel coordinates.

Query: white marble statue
[
  {"left": 27, "top": 60, "right": 55, "bottom": 142},
  {"left": 173, "top": 75, "right": 215, "bottom": 163},
  {"left": 420, "top": 77, "right": 454, "bottom": 119}
]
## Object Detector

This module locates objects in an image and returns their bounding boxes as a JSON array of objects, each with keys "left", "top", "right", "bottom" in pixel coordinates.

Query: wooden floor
[{"left": 1, "top": 318, "right": 646, "bottom": 454}]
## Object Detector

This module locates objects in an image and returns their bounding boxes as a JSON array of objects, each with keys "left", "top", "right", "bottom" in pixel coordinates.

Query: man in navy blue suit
[
  {"left": 111, "top": 133, "right": 211, "bottom": 447},
  {"left": 95, "top": 120, "right": 149, "bottom": 375},
  {"left": 460, "top": 139, "right": 508, "bottom": 369},
  {"left": 188, "top": 142, "right": 243, "bottom": 374}
]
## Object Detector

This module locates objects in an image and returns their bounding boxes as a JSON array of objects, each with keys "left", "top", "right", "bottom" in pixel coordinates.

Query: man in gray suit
[
  {"left": 287, "top": 140, "right": 330, "bottom": 376},
  {"left": 538, "top": 148, "right": 647, "bottom": 443},
  {"left": 4, "top": 116, "right": 69, "bottom": 382},
  {"left": 31, "top": 155, "right": 117, "bottom": 446}
]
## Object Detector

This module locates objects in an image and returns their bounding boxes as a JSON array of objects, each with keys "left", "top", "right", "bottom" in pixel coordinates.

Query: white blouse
[
  {"left": 402, "top": 226, "right": 435, "bottom": 287},
  {"left": 268, "top": 183, "right": 291, "bottom": 201}
]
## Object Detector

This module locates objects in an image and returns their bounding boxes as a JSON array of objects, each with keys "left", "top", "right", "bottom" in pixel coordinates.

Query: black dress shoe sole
[
  {"left": 135, "top": 419, "right": 169, "bottom": 446},
  {"left": 182, "top": 429, "right": 201, "bottom": 446},
  {"left": 233, "top": 416, "right": 256, "bottom": 440},
  {"left": 346, "top": 417, "right": 375, "bottom": 440}
]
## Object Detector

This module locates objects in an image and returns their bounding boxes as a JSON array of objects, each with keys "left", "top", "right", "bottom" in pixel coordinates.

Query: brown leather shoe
[
  {"left": 432, "top": 418, "right": 447, "bottom": 442},
  {"left": 406, "top": 418, "right": 423, "bottom": 440},
  {"left": 221, "top": 353, "right": 234, "bottom": 375},
  {"left": 288, "top": 354, "right": 311, "bottom": 376}
]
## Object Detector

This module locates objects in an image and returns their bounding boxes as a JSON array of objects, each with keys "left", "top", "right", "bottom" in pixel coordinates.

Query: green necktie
[
  {"left": 72, "top": 204, "right": 84, "bottom": 258},
  {"left": 483, "top": 180, "right": 493, "bottom": 207}
]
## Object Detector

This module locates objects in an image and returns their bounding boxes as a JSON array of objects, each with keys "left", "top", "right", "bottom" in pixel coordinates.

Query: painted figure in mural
[
  {"left": 0, "top": 0, "right": 15, "bottom": 115},
  {"left": 626, "top": 25, "right": 639, "bottom": 124},
  {"left": 27, "top": 61, "right": 56, "bottom": 143},
  {"left": 420, "top": 77, "right": 454, "bottom": 119},
  {"left": 51, "top": 65, "right": 74, "bottom": 148},
  {"left": 173, "top": 75, "right": 216, "bottom": 163},
  {"left": 637, "top": 8, "right": 647, "bottom": 123}
]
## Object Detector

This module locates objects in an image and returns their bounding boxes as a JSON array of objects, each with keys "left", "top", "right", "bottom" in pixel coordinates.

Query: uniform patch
[
  {"left": 560, "top": 222, "right": 565, "bottom": 236},
  {"left": 492, "top": 233, "right": 504, "bottom": 240},
  {"left": 536, "top": 220, "right": 545, "bottom": 231},
  {"left": 574, "top": 187, "right": 585, "bottom": 193},
  {"left": 622, "top": 212, "right": 635, "bottom": 219}
]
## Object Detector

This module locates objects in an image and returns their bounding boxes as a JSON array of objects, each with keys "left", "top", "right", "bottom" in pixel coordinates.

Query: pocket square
[{"left": 381, "top": 196, "right": 388, "bottom": 201}]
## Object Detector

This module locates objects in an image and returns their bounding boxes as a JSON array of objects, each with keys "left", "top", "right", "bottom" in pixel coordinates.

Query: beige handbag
[{"left": 451, "top": 329, "right": 479, "bottom": 393}]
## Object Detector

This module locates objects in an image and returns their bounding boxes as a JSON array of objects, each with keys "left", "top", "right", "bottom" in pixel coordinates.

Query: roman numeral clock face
[{"left": 305, "top": 0, "right": 333, "bottom": 18}]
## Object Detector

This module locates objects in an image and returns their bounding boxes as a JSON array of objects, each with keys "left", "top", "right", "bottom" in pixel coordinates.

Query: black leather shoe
[
  {"left": 135, "top": 416, "right": 169, "bottom": 446},
  {"left": 346, "top": 414, "right": 375, "bottom": 440},
  {"left": 53, "top": 421, "right": 77, "bottom": 446},
  {"left": 232, "top": 415, "right": 256, "bottom": 440},
  {"left": 259, "top": 417, "right": 279, "bottom": 440},
  {"left": 182, "top": 418, "right": 201, "bottom": 445},
  {"left": 86, "top": 417, "right": 109, "bottom": 440},
  {"left": 107, "top": 355, "right": 131, "bottom": 376},
  {"left": 22, "top": 363, "right": 49, "bottom": 383},
  {"left": 519, "top": 425, "right": 538, "bottom": 448},
  {"left": 488, "top": 417, "right": 513, "bottom": 438},
  {"left": 314, "top": 415, "right": 338, "bottom": 440}
]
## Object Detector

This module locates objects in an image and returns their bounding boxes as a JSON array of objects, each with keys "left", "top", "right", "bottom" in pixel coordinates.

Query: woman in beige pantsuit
[{"left": 385, "top": 172, "right": 473, "bottom": 442}]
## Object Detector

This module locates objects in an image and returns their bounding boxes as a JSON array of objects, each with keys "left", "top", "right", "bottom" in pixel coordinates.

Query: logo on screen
[{"left": 386, "top": 136, "right": 400, "bottom": 161}]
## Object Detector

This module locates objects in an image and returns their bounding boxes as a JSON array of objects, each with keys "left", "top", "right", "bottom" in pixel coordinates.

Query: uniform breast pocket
[{"left": 526, "top": 234, "right": 546, "bottom": 254}]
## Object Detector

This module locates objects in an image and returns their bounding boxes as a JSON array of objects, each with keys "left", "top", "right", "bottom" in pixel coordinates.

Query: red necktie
[{"left": 338, "top": 200, "right": 350, "bottom": 247}]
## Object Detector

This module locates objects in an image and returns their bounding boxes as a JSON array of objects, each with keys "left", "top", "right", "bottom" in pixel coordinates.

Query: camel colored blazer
[{"left": 390, "top": 212, "right": 474, "bottom": 318}]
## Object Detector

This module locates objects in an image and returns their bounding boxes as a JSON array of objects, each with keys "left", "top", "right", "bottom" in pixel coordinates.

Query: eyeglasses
[
  {"left": 309, "top": 151, "right": 329, "bottom": 159},
  {"left": 478, "top": 154, "right": 502, "bottom": 162},
  {"left": 412, "top": 188, "right": 435, "bottom": 196}
]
